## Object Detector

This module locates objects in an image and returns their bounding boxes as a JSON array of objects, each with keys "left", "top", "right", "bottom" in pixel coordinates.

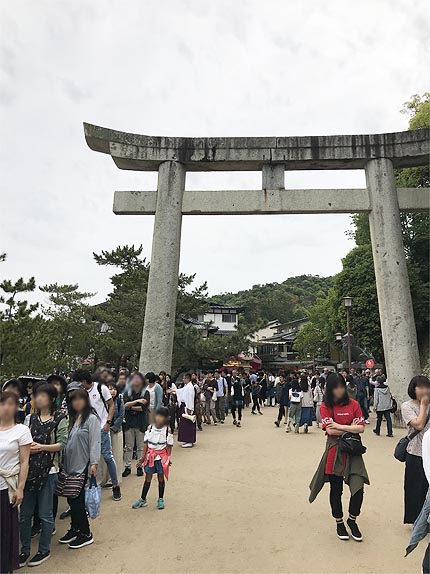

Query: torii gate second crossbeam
[{"left": 84, "top": 123, "right": 430, "bottom": 401}]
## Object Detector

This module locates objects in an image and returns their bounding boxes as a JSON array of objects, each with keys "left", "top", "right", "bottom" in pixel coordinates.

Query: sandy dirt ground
[{"left": 37, "top": 406, "right": 423, "bottom": 574}]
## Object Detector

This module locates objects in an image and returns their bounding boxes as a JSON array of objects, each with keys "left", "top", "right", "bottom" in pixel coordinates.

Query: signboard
[{"left": 365, "top": 359, "right": 375, "bottom": 369}]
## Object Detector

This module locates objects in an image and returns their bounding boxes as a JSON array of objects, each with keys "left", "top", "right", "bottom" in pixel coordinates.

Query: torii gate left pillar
[{"left": 140, "top": 161, "right": 185, "bottom": 373}]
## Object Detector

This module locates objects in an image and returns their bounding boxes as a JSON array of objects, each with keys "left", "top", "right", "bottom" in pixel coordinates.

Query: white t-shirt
[
  {"left": 0, "top": 424, "right": 32, "bottom": 490},
  {"left": 422, "top": 429, "right": 430, "bottom": 483},
  {"left": 87, "top": 383, "right": 111, "bottom": 428},
  {"left": 144, "top": 424, "right": 174, "bottom": 460},
  {"left": 289, "top": 389, "right": 304, "bottom": 404},
  {"left": 148, "top": 385, "right": 156, "bottom": 409}
]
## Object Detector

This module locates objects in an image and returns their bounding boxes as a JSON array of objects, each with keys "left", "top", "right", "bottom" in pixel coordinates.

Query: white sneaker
[
  {"left": 365, "top": 420, "right": 370, "bottom": 425},
  {"left": 181, "top": 443, "right": 193, "bottom": 448}
]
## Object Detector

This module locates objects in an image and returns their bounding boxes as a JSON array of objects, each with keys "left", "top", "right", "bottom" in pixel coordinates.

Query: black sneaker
[
  {"left": 31, "top": 525, "right": 41, "bottom": 538},
  {"left": 58, "top": 529, "right": 78, "bottom": 544},
  {"left": 274, "top": 421, "right": 280, "bottom": 427},
  {"left": 122, "top": 467, "right": 131, "bottom": 478},
  {"left": 59, "top": 507, "right": 71, "bottom": 519},
  {"left": 28, "top": 551, "right": 50, "bottom": 567},
  {"left": 68, "top": 532, "right": 94, "bottom": 549},
  {"left": 137, "top": 467, "right": 143, "bottom": 477},
  {"left": 19, "top": 551, "right": 30, "bottom": 568},
  {"left": 336, "top": 522, "right": 349, "bottom": 540},
  {"left": 112, "top": 485, "right": 122, "bottom": 501},
  {"left": 347, "top": 518, "right": 363, "bottom": 541}
]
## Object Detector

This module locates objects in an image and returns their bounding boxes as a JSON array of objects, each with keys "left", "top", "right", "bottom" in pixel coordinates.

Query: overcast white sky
[{"left": 1, "top": 0, "right": 428, "bottom": 305}]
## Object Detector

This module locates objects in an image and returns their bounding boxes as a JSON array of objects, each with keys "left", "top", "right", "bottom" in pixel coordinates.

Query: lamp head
[{"left": 342, "top": 296, "right": 353, "bottom": 308}]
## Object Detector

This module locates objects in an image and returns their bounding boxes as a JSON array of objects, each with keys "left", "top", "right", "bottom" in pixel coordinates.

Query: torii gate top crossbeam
[{"left": 84, "top": 123, "right": 429, "bottom": 172}]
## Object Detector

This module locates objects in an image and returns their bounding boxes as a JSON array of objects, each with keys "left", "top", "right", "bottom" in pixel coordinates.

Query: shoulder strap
[
  {"left": 409, "top": 411, "right": 430, "bottom": 441},
  {"left": 97, "top": 382, "right": 109, "bottom": 412}
]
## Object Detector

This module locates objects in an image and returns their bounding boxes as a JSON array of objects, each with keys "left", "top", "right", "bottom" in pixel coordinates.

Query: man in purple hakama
[{"left": 175, "top": 375, "right": 196, "bottom": 448}]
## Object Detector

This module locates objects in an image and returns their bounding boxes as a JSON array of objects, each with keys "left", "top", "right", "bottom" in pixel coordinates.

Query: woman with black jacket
[{"left": 122, "top": 372, "right": 150, "bottom": 478}]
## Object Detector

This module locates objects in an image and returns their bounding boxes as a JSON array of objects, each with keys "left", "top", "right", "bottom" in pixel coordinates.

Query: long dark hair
[
  {"left": 323, "top": 373, "right": 349, "bottom": 407},
  {"left": 107, "top": 382, "right": 122, "bottom": 407},
  {"left": 299, "top": 375, "right": 309, "bottom": 392},
  {"left": 68, "top": 389, "right": 94, "bottom": 427},
  {"left": 291, "top": 378, "right": 301, "bottom": 392}
]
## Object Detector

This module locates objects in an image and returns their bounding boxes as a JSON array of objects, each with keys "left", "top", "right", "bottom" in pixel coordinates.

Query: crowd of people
[{"left": 0, "top": 365, "right": 429, "bottom": 573}]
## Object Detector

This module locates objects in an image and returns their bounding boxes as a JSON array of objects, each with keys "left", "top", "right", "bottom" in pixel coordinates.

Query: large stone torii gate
[{"left": 84, "top": 124, "right": 429, "bottom": 400}]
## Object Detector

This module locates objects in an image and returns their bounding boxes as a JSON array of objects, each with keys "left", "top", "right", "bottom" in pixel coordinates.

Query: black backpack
[{"left": 25, "top": 412, "right": 66, "bottom": 492}]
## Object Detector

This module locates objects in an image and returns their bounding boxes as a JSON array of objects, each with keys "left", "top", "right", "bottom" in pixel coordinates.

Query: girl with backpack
[
  {"left": 19, "top": 383, "right": 68, "bottom": 568},
  {"left": 299, "top": 375, "right": 314, "bottom": 433},
  {"left": 288, "top": 378, "right": 303, "bottom": 433},
  {"left": 132, "top": 407, "right": 173, "bottom": 510},
  {"left": 313, "top": 377, "right": 324, "bottom": 428}
]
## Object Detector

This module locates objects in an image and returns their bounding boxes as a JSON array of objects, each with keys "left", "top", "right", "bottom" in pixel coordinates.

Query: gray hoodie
[{"left": 373, "top": 385, "right": 392, "bottom": 412}]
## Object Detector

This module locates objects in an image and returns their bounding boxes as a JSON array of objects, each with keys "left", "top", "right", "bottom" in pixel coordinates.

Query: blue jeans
[
  {"left": 20, "top": 473, "right": 58, "bottom": 554},
  {"left": 101, "top": 429, "right": 118, "bottom": 485}
]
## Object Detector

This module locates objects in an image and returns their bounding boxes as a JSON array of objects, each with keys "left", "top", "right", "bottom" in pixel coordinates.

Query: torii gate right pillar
[{"left": 366, "top": 158, "right": 420, "bottom": 401}]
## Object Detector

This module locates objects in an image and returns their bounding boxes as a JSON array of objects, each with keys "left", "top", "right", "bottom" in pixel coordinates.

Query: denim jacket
[{"left": 406, "top": 486, "right": 430, "bottom": 557}]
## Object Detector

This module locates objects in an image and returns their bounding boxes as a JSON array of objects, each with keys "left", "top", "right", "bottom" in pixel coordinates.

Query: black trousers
[
  {"left": 404, "top": 452, "right": 429, "bottom": 524},
  {"left": 251, "top": 396, "right": 261, "bottom": 413},
  {"left": 329, "top": 474, "right": 363, "bottom": 519},
  {"left": 68, "top": 483, "right": 90, "bottom": 536},
  {"left": 375, "top": 410, "right": 393, "bottom": 435},
  {"left": 277, "top": 404, "right": 286, "bottom": 422},
  {"left": 168, "top": 404, "right": 177, "bottom": 433},
  {"left": 231, "top": 404, "right": 242, "bottom": 421},
  {"left": 357, "top": 395, "right": 369, "bottom": 419}
]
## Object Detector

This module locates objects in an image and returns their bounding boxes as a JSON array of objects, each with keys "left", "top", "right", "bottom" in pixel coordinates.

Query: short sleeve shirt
[
  {"left": 144, "top": 425, "right": 174, "bottom": 460},
  {"left": 320, "top": 399, "right": 364, "bottom": 475},
  {"left": 0, "top": 424, "right": 32, "bottom": 490},
  {"left": 87, "top": 383, "right": 111, "bottom": 428},
  {"left": 401, "top": 400, "right": 430, "bottom": 457}
]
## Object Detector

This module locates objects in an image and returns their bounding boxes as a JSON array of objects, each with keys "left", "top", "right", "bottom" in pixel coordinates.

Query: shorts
[{"left": 144, "top": 459, "right": 164, "bottom": 475}]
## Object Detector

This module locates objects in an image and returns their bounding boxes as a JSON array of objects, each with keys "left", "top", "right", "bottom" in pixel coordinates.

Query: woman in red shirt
[{"left": 309, "top": 373, "right": 368, "bottom": 542}]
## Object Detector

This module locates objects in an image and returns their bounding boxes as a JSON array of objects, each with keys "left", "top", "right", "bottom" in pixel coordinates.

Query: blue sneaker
[
  {"left": 132, "top": 498, "right": 148, "bottom": 509},
  {"left": 157, "top": 498, "right": 165, "bottom": 510}
]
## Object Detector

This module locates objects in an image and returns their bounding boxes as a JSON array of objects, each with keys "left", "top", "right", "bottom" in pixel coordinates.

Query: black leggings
[
  {"left": 404, "top": 452, "right": 429, "bottom": 524},
  {"left": 68, "top": 483, "right": 90, "bottom": 536},
  {"left": 251, "top": 396, "right": 261, "bottom": 413},
  {"left": 329, "top": 475, "right": 363, "bottom": 519},
  {"left": 231, "top": 405, "right": 242, "bottom": 421},
  {"left": 277, "top": 404, "right": 286, "bottom": 422}
]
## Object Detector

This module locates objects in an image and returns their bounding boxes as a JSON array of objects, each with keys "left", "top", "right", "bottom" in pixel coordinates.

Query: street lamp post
[
  {"left": 342, "top": 297, "right": 353, "bottom": 371},
  {"left": 335, "top": 332, "right": 342, "bottom": 368}
]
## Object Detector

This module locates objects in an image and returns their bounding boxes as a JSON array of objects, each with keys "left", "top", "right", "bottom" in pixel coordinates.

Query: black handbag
[
  {"left": 330, "top": 408, "right": 366, "bottom": 456},
  {"left": 339, "top": 431, "right": 367, "bottom": 456},
  {"left": 394, "top": 412, "right": 430, "bottom": 462}
]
